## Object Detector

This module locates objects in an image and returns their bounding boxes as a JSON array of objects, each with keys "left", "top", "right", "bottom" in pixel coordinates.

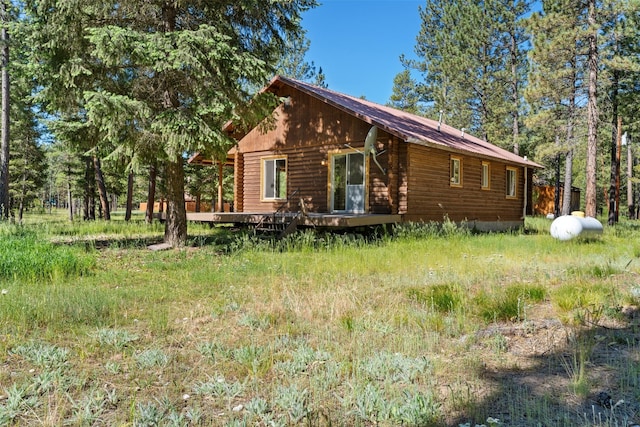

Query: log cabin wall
[
  {"left": 403, "top": 144, "right": 524, "bottom": 223},
  {"left": 235, "top": 85, "right": 396, "bottom": 214},
  {"left": 233, "top": 152, "right": 244, "bottom": 212},
  {"left": 232, "top": 79, "right": 530, "bottom": 226}
]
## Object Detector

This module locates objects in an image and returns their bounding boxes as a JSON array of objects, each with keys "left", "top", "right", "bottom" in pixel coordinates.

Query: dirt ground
[{"left": 456, "top": 303, "right": 640, "bottom": 426}]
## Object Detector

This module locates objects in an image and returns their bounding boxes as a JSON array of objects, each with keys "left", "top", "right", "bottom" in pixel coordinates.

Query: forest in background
[{"left": 0, "top": 0, "right": 638, "bottom": 245}]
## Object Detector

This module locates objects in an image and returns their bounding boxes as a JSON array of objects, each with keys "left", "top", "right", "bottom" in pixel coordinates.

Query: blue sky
[
  {"left": 302, "top": 0, "right": 423, "bottom": 105},
  {"left": 302, "top": 1, "right": 542, "bottom": 106}
]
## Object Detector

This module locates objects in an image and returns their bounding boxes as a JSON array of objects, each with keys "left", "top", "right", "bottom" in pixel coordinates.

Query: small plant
[
  {"left": 237, "top": 312, "right": 273, "bottom": 331},
  {"left": 407, "top": 283, "right": 461, "bottom": 313},
  {"left": 193, "top": 375, "right": 246, "bottom": 403},
  {"left": 134, "top": 401, "right": 165, "bottom": 426},
  {"left": 134, "top": 349, "right": 169, "bottom": 369},
  {"left": 351, "top": 383, "right": 390, "bottom": 424},
  {"left": 0, "top": 384, "right": 39, "bottom": 425},
  {"left": 10, "top": 341, "right": 69, "bottom": 369},
  {"left": 198, "top": 341, "right": 232, "bottom": 362},
  {"left": 274, "top": 384, "right": 310, "bottom": 423},
  {"left": 104, "top": 361, "right": 121, "bottom": 375},
  {"left": 93, "top": 328, "right": 138, "bottom": 349},
  {"left": 340, "top": 313, "right": 355, "bottom": 332},
  {"left": 32, "top": 368, "right": 65, "bottom": 394},
  {"left": 66, "top": 389, "right": 109, "bottom": 426},
  {"left": 391, "top": 390, "right": 441, "bottom": 426},
  {"left": 475, "top": 283, "right": 546, "bottom": 322},
  {"left": 359, "top": 351, "right": 431, "bottom": 383},
  {"left": 185, "top": 405, "right": 204, "bottom": 425},
  {"left": 560, "top": 306, "right": 603, "bottom": 398},
  {"left": 245, "top": 397, "right": 270, "bottom": 417},
  {"left": 274, "top": 343, "right": 331, "bottom": 375},
  {"left": 232, "top": 344, "right": 271, "bottom": 376}
]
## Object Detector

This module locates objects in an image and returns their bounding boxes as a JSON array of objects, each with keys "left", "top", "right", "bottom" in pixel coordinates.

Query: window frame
[
  {"left": 506, "top": 166, "right": 517, "bottom": 199},
  {"left": 481, "top": 161, "right": 491, "bottom": 190},
  {"left": 450, "top": 156, "right": 463, "bottom": 187},
  {"left": 261, "top": 156, "right": 288, "bottom": 201}
]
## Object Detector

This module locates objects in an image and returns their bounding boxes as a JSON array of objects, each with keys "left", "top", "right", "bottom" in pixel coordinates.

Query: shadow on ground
[{"left": 449, "top": 308, "right": 640, "bottom": 426}]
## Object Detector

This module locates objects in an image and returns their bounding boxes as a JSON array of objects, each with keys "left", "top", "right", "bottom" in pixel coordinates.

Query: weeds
[
  {"left": 2, "top": 213, "right": 640, "bottom": 425},
  {"left": 0, "top": 230, "right": 94, "bottom": 282},
  {"left": 93, "top": 327, "right": 138, "bottom": 349},
  {"left": 134, "top": 349, "right": 170, "bottom": 369},
  {"left": 10, "top": 341, "right": 69, "bottom": 369}
]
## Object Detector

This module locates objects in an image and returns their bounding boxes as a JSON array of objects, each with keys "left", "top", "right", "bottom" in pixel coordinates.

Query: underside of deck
[{"left": 181, "top": 212, "right": 402, "bottom": 228}]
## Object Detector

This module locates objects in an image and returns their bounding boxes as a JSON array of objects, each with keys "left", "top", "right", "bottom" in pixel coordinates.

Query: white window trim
[
  {"left": 261, "top": 156, "right": 287, "bottom": 201},
  {"left": 481, "top": 161, "right": 491, "bottom": 190},
  {"left": 506, "top": 166, "right": 517, "bottom": 198},
  {"left": 450, "top": 156, "right": 462, "bottom": 187}
]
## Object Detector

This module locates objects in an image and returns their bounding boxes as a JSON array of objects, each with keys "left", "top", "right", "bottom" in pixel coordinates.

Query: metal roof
[{"left": 269, "top": 75, "right": 542, "bottom": 168}]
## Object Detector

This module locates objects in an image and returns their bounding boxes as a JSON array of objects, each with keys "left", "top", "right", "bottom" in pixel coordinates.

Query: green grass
[{"left": 1, "top": 212, "right": 639, "bottom": 426}]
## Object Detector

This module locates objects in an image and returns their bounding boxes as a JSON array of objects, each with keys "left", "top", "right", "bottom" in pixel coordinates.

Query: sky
[{"left": 302, "top": 0, "right": 424, "bottom": 105}]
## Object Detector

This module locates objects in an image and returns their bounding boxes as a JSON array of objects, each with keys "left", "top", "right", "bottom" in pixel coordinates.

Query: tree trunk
[
  {"left": 67, "top": 181, "right": 73, "bottom": 221},
  {"left": 145, "top": 163, "right": 157, "bottom": 224},
  {"left": 554, "top": 148, "right": 561, "bottom": 219},
  {"left": 562, "top": 79, "right": 576, "bottom": 216},
  {"left": 562, "top": 150, "right": 573, "bottom": 216},
  {"left": 628, "top": 135, "right": 635, "bottom": 219},
  {"left": 510, "top": 26, "right": 519, "bottom": 156},
  {"left": 161, "top": 2, "right": 187, "bottom": 247},
  {"left": 67, "top": 165, "right": 73, "bottom": 221},
  {"left": 585, "top": 0, "right": 598, "bottom": 218},
  {"left": 94, "top": 155, "right": 111, "bottom": 220},
  {"left": 164, "top": 154, "right": 187, "bottom": 247},
  {"left": 608, "top": 77, "right": 620, "bottom": 226},
  {"left": 84, "top": 157, "right": 96, "bottom": 220},
  {"left": 125, "top": 170, "right": 134, "bottom": 221},
  {"left": 0, "top": 0, "right": 9, "bottom": 220}
]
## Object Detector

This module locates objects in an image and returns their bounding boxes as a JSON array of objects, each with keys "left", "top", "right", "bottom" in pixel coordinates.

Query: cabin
[{"left": 189, "top": 76, "right": 542, "bottom": 233}]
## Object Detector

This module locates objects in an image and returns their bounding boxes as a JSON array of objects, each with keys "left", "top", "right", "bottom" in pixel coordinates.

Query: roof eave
[{"left": 405, "top": 137, "right": 544, "bottom": 169}]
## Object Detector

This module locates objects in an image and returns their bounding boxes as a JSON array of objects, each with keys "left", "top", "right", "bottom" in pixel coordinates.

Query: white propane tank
[{"left": 550, "top": 213, "right": 603, "bottom": 241}]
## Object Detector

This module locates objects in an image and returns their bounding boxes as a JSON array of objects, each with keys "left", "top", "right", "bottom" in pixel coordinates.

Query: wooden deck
[{"left": 177, "top": 212, "right": 402, "bottom": 228}]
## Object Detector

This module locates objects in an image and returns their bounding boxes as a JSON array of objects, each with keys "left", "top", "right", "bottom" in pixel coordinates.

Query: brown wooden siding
[
  {"left": 234, "top": 153, "right": 244, "bottom": 212},
  {"left": 233, "top": 84, "right": 528, "bottom": 224},
  {"left": 397, "top": 141, "right": 409, "bottom": 214},
  {"left": 236, "top": 86, "right": 397, "bottom": 214},
  {"left": 404, "top": 144, "right": 524, "bottom": 222}
]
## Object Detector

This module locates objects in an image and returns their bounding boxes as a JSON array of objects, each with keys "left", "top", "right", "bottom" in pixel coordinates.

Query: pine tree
[
  {"left": 584, "top": 0, "right": 599, "bottom": 218},
  {"left": 0, "top": 0, "right": 9, "bottom": 219},
  {"left": 27, "top": 0, "right": 316, "bottom": 246},
  {"left": 276, "top": 28, "right": 326, "bottom": 87},
  {"left": 525, "top": 0, "right": 584, "bottom": 216},
  {"left": 404, "top": 0, "right": 530, "bottom": 150},
  {"left": 600, "top": 0, "right": 640, "bottom": 223},
  {"left": 388, "top": 69, "right": 423, "bottom": 115}
]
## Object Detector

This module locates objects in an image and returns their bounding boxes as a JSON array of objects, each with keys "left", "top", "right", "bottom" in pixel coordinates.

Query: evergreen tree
[
  {"left": 584, "top": 0, "right": 599, "bottom": 218},
  {"left": 276, "top": 28, "right": 326, "bottom": 87},
  {"left": 525, "top": 0, "right": 585, "bottom": 216},
  {"left": 404, "top": 0, "right": 530, "bottom": 150},
  {"left": 388, "top": 69, "right": 423, "bottom": 115},
  {"left": 0, "top": 0, "right": 9, "bottom": 219},
  {"left": 27, "top": 0, "right": 316, "bottom": 246},
  {"left": 600, "top": 0, "right": 640, "bottom": 223}
]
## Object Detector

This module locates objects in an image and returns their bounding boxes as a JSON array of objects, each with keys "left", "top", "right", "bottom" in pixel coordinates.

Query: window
[
  {"left": 262, "top": 157, "right": 287, "bottom": 200},
  {"left": 450, "top": 156, "right": 462, "bottom": 187},
  {"left": 506, "top": 167, "right": 517, "bottom": 198},
  {"left": 481, "top": 162, "right": 490, "bottom": 190}
]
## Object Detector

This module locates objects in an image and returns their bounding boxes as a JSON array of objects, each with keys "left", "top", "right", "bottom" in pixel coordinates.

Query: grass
[{"left": 0, "top": 210, "right": 639, "bottom": 425}]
